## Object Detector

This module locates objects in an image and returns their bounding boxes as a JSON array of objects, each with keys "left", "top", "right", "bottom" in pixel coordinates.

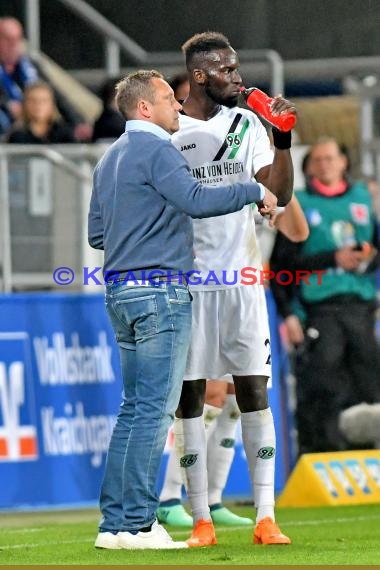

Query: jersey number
[{"left": 265, "top": 338, "right": 271, "bottom": 365}]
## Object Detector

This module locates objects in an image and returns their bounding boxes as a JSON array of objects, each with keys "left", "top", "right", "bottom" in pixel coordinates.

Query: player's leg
[
  {"left": 176, "top": 379, "right": 217, "bottom": 546},
  {"left": 157, "top": 428, "right": 193, "bottom": 527},
  {"left": 203, "top": 380, "right": 225, "bottom": 435},
  {"left": 157, "top": 378, "right": 223, "bottom": 527},
  {"left": 222, "top": 285, "right": 290, "bottom": 544},
  {"left": 206, "top": 380, "right": 253, "bottom": 526},
  {"left": 176, "top": 289, "right": 222, "bottom": 547},
  {"left": 233, "top": 374, "right": 288, "bottom": 544}
]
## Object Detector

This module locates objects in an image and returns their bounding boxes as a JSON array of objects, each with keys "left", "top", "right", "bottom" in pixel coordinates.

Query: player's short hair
[
  {"left": 115, "top": 69, "right": 163, "bottom": 119},
  {"left": 181, "top": 32, "right": 231, "bottom": 71}
]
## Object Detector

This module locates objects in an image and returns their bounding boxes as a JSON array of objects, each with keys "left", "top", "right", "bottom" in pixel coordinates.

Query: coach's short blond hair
[{"left": 115, "top": 69, "right": 163, "bottom": 119}]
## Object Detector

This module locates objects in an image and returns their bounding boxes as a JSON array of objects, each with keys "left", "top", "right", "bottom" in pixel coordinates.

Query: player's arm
[
  {"left": 255, "top": 145, "right": 293, "bottom": 208},
  {"left": 270, "top": 194, "right": 309, "bottom": 242}
]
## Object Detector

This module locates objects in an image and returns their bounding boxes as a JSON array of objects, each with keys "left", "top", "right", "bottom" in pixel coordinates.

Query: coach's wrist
[
  {"left": 258, "top": 182, "right": 266, "bottom": 201},
  {"left": 246, "top": 181, "right": 266, "bottom": 203}
]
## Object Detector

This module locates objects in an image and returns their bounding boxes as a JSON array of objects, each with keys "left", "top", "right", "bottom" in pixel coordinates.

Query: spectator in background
[
  {"left": 92, "top": 77, "right": 125, "bottom": 142},
  {"left": 0, "top": 16, "right": 91, "bottom": 140},
  {"left": 168, "top": 71, "right": 190, "bottom": 102},
  {"left": 7, "top": 81, "right": 75, "bottom": 143},
  {"left": 270, "top": 137, "right": 380, "bottom": 455}
]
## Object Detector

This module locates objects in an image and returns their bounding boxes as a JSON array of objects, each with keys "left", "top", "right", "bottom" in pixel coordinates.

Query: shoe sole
[
  {"left": 95, "top": 540, "right": 122, "bottom": 549},
  {"left": 254, "top": 535, "right": 291, "bottom": 545},
  {"left": 118, "top": 542, "right": 189, "bottom": 549},
  {"left": 186, "top": 537, "right": 217, "bottom": 547}
]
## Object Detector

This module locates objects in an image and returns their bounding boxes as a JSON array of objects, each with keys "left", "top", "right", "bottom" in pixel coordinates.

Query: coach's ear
[
  {"left": 137, "top": 98, "right": 152, "bottom": 119},
  {"left": 193, "top": 68, "right": 206, "bottom": 85}
]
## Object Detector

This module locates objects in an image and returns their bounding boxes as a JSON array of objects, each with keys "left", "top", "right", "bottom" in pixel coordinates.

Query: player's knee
[
  {"left": 225, "top": 401, "right": 241, "bottom": 420},
  {"left": 251, "top": 386, "right": 268, "bottom": 411},
  {"left": 239, "top": 392, "right": 268, "bottom": 412},
  {"left": 215, "top": 393, "right": 240, "bottom": 420},
  {"left": 234, "top": 375, "right": 268, "bottom": 413},
  {"left": 176, "top": 379, "right": 206, "bottom": 418},
  {"left": 203, "top": 403, "right": 223, "bottom": 428}
]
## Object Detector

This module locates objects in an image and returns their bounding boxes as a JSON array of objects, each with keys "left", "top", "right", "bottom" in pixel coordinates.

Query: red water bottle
[{"left": 240, "top": 87, "right": 296, "bottom": 132}]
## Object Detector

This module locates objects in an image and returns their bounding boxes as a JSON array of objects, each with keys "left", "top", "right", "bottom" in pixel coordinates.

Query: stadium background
[
  {"left": 2, "top": 0, "right": 380, "bottom": 70},
  {"left": 0, "top": 0, "right": 380, "bottom": 512}
]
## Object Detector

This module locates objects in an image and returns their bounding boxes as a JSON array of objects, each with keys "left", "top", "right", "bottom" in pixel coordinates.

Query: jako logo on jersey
[
  {"left": 180, "top": 453, "right": 198, "bottom": 468},
  {"left": 0, "top": 361, "right": 38, "bottom": 461},
  {"left": 257, "top": 446, "right": 275, "bottom": 459},
  {"left": 180, "top": 143, "right": 196, "bottom": 151}
]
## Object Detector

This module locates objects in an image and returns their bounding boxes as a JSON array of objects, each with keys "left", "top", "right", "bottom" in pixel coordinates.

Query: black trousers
[{"left": 295, "top": 298, "right": 380, "bottom": 455}]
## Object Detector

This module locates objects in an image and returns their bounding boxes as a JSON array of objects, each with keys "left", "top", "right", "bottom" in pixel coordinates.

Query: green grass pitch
[{"left": 1, "top": 503, "right": 380, "bottom": 565}]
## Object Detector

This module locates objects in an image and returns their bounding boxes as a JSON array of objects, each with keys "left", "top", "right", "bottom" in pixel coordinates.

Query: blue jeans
[{"left": 99, "top": 282, "right": 192, "bottom": 532}]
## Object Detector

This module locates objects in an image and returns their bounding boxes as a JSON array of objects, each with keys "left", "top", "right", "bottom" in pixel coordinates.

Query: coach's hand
[{"left": 257, "top": 187, "right": 278, "bottom": 216}]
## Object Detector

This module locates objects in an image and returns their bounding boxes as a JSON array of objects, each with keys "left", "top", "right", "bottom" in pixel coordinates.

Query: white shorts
[{"left": 184, "top": 284, "right": 271, "bottom": 381}]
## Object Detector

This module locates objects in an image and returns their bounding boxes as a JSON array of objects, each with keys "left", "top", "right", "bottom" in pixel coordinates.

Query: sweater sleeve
[
  {"left": 88, "top": 168, "right": 104, "bottom": 250},
  {"left": 150, "top": 140, "right": 263, "bottom": 218}
]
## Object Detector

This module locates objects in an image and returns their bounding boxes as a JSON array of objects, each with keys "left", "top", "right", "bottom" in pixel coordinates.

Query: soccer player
[
  {"left": 158, "top": 195, "right": 308, "bottom": 528},
  {"left": 171, "top": 32, "right": 296, "bottom": 547}
]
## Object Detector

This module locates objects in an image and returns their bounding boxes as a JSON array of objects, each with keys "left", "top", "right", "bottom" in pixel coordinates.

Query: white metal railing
[
  {"left": 1, "top": 141, "right": 378, "bottom": 295},
  {"left": 0, "top": 144, "right": 107, "bottom": 293},
  {"left": 344, "top": 75, "right": 380, "bottom": 178}
]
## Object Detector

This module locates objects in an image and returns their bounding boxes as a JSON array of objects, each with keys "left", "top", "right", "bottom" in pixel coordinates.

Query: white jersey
[{"left": 172, "top": 105, "right": 273, "bottom": 290}]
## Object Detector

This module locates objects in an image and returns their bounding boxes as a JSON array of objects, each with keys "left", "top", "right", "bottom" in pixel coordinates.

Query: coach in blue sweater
[{"left": 88, "top": 69, "right": 276, "bottom": 551}]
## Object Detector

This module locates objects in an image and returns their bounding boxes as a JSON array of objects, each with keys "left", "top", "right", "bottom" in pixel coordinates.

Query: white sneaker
[
  {"left": 117, "top": 520, "right": 189, "bottom": 549},
  {"left": 95, "top": 531, "right": 122, "bottom": 549}
]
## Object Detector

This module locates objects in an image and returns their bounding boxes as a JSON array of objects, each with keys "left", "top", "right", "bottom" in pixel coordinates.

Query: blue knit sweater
[{"left": 88, "top": 121, "right": 263, "bottom": 277}]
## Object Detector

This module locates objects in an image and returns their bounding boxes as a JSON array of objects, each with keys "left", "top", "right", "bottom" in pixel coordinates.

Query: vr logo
[{"left": 0, "top": 361, "right": 38, "bottom": 461}]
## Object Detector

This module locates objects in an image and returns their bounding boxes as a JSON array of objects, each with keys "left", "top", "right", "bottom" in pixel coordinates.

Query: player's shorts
[{"left": 184, "top": 284, "right": 271, "bottom": 381}]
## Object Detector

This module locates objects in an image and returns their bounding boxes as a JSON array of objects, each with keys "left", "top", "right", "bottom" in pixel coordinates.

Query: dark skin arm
[{"left": 255, "top": 95, "right": 296, "bottom": 207}]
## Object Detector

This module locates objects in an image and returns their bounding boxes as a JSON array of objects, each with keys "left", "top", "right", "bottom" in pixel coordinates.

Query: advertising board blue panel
[{"left": 0, "top": 291, "right": 291, "bottom": 509}]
